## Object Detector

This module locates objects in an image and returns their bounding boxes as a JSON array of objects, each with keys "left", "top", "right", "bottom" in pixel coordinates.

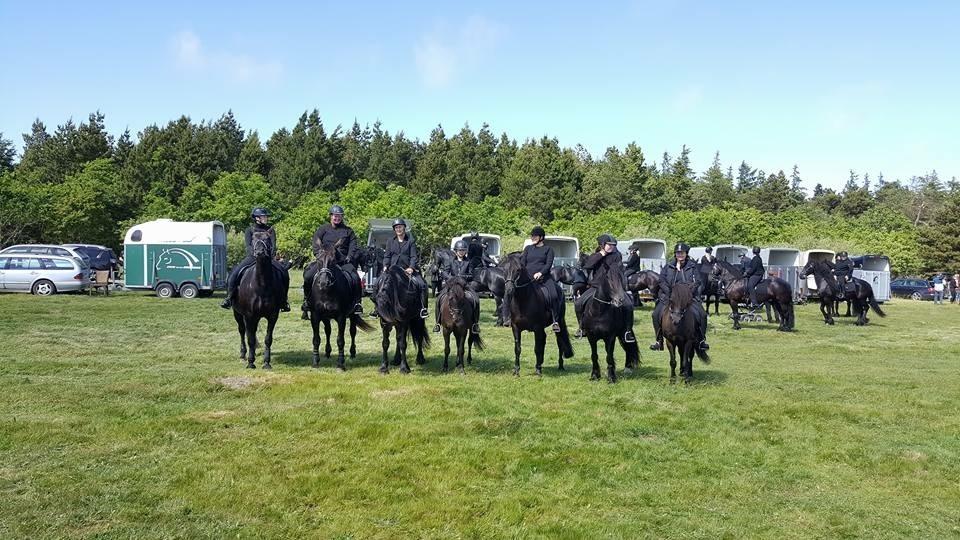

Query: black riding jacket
[
  {"left": 743, "top": 254, "right": 765, "bottom": 278},
  {"left": 442, "top": 257, "right": 472, "bottom": 281},
  {"left": 244, "top": 223, "right": 277, "bottom": 258},
  {"left": 582, "top": 250, "right": 623, "bottom": 290},
  {"left": 699, "top": 254, "right": 715, "bottom": 266},
  {"left": 384, "top": 234, "right": 419, "bottom": 270},
  {"left": 831, "top": 259, "right": 854, "bottom": 281},
  {"left": 658, "top": 258, "right": 702, "bottom": 302},
  {"left": 624, "top": 252, "right": 642, "bottom": 272},
  {"left": 312, "top": 222, "right": 359, "bottom": 265},
  {"left": 520, "top": 243, "right": 555, "bottom": 278}
]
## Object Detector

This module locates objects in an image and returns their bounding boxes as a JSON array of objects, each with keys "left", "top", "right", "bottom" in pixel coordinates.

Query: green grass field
[{"left": 1, "top": 282, "right": 959, "bottom": 539}]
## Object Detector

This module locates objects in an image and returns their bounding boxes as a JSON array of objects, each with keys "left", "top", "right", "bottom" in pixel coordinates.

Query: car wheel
[
  {"left": 179, "top": 283, "right": 199, "bottom": 299},
  {"left": 156, "top": 283, "right": 176, "bottom": 298},
  {"left": 32, "top": 279, "right": 56, "bottom": 296},
  {"left": 911, "top": 291, "right": 922, "bottom": 301}
]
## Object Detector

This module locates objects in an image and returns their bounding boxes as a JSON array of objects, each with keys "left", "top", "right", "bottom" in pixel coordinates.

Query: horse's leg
[
  {"left": 398, "top": 324, "right": 411, "bottom": 374},
  {"left": 667, "top": 340, "right": 677, "bottom": 380},
  {"left": 379, "top": 322, "right": 391, "bottom": 374},
  {"left": 311, "top": 313, "right": 322, "bottom": 368},
  {"left": 604, "top": 335, "right": 617, "bottom": 383},
  {"left": 534, "top": 328, "right": 546, "bottom": 377},
  {"left": 588, "top": 336, "right": 600, "bottom": 381},
  {"left": 730, "top": 300, "right": 741, "bottom": 330},
  {"left": 349, "top": 316, "right": 358, "bottom": 358},
  {"left": 235, "top": 311, "right": 246, "bottom": 360},
  {"left": 323, "top": 319, "right": 332, "bottom": 358},
  {"left": 713, "top": 296, "right": 720, "bottom": 315},
  {"left": 415, "top": 321, "right": 426, "bottom": 366},
  {"left": 822, "top": 299, "right": 834, "bottom": 325},
  {"left": 512, "top": 326, "right": 522, "bottom": 376},
  {"left": 335, "top": 316, "right": 347, "bottom": 371},
  {"left": 442, "top": 328, "right": 451, "bottom": 372},
  {"left": 466, "top": 326, "right": 473, "bottom": 368},
  {"left": 262, "top": 315, "right": 276, "bottom": 370},
  {"left": 683, "top": 341, "right": 694, "bottom": 383},
  {"left": 456, "top": 329, "right": 466, "bottom": 374},
  {"left": 494, "top": 297, "right": 504, "bottom": 326},
  {"left": 244, "top": 317, "right": 257, "bottom": 369}
]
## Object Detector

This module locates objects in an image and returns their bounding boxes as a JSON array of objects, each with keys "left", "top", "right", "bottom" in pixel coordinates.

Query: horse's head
[
  {"left": 251, "top": 231, "right": 273, "bottom": 260},
  {"left": 598, "top": 265, "right": 626, "bottom": 307},
  {"left": 500, "top": 256, "right": 528, "bottom": 297},
  {"left": 442, "top": 277, "right": 468, "bottom": 324},
  {"left": 668, "top": 282, "right": 696, "bottom": 326},
  {"left": 313, "top": 244, "right": 339, "bottom": 289},
  {"left": 375, "top": 266, "right": 407, "bottom": 321}
]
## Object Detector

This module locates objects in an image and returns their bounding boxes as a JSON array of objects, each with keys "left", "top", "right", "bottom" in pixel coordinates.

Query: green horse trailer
[{"left": 123, "top": 219, "right": 228, "bottom": 298}]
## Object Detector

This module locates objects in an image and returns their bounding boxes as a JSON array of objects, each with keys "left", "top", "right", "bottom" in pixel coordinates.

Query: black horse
[
  {"left": 626, "top": 269, "right": 660, "bottom": 307},
  {"left": 470, "top": 251, "right": 521, "bottom": 327},
  {"left": 661, "top": 282, "right": 711, "bottom": 382},
  {"left": 800, "top": 261, "right": 886, "bottom": 326},
  {"left": 437, "top": 277, "right": 484, "bottom": 373},
  {"left": 574, "top": 264, "right": 640, "bottom": 383},
  {"left": 501, "top": 256, "right": 574, "bottom": 376},
  {"left": 307, "top": 242, "right": 374, "bottom": 370},
  {"left": 429, "top": 248, "right": 455, "bottom": 296},
  {"left": 233, "top": 231, "right": 289, "bottom": 369},
  {"left": 712, "top": 261, "right": 795, "bottom": 331},
  {"left": 552, "top": 265, "right": 588, "bottom": 298},
  {"left": 374, "top": 265, "right": 430, "bottom": 374},
  {"left": 698, "top": 263, "right": 723, "bottom": 316}
]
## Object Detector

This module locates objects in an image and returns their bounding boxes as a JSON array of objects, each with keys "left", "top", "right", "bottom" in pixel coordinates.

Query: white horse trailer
[
  {"left": 853, "top": 255, "right": 891, "bottom": 302},
  {"left": 524, "top": 235, "right": 580, "bottom": 296},
  {"left": 619, "top": 238, "right": 668, "bottom": 273},
  {"left": 688, "top": 246, "right": 709, "bottom": 262},
  {"left": 798, "top": 249, "right": 836, "bottom": 296},
  {"left": 714, "top": 244, "right": 750, "bottom": 264},
  {"left": 760, "top": 247, "right": 801, "bottom": 298},
  {"left": 450, "top": 233, "right": 502, "bottom": 262},
  {"left": 364, "top": 219, "right": 415, "bottom": 294}
]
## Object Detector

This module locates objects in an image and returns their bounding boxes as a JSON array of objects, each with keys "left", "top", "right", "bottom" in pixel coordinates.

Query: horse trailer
[
  {"left": 450, "top": 233, "right": 502, "bottom": 262},
  {"left": 524, "top": 235, "right": 580, "bottom": 296},
  {"left": 123, "top": 219, "right": 227, "bottom": 298},
  {"left": 852, "top": 255, "right": 891, "bottom": 302},
  {"left": 760, "top": 247, "right": 801, "bottom": 299},
  {"left": 797, "top": 249, "right": 836, "bottom": 296},
  {"left": 619, "top": 238, "right": 667, "bottom": 273},
  {"left": 364, "top": 219, "right": 415, "bottom": 294},
  {"left": 713, "top": 244, "right": 750, "bottom": 264}
]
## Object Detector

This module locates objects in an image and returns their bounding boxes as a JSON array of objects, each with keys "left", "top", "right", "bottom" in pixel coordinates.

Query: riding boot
[
  {"left": 624, "top": 330, "right": 637, "bottom": 343},
  {"left": 220, "top": 297, "right": 232, "bottom": 309},
  {"left": 698, "top": 340, "right": 710, "bottom": 351},
  {"left": 649, "top": 339, "right": 663, "bottom": 351}
]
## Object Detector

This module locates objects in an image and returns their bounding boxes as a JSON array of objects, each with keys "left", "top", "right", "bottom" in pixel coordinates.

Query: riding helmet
[
  {"left": 329, "top": 205, "right": 345, "bottom": 215},
  {"left": 705, "top": 246, "right": 713, "bottom": 253},
  {"left": 454, "top": 240, "right": 468, "bottom": 251},
  {"left": 251, "top": 207, "right": 271, "bottom": 219},
  {"left": 392, "top": 218, "right": 407, "bottom": 228},
  {"left": 598, "top": 233, "right": 617, "bottom": 246},
  {"left": 674, "top": 242, "right": 690, "bottom": 254},
  {"left": 752, "top": 246, "right": 761, "bottom": 255},
  {"left": 531, "top": 226, "right": 546, "bottom": 238},
  {"left": 838, "top": 251, "right": 848, "bottom": 257}
]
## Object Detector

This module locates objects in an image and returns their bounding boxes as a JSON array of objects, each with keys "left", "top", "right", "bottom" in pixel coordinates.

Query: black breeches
[{"left": 747, "top": 275, "right": 762, "bottom": 305}]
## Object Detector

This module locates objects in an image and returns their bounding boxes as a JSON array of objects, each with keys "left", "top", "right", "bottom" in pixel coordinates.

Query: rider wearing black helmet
[
  {"left": 520, "top": 226, "right": 564, "bottom": 332},
  {"left": 302, "top": 205, "right": 362, "bottom": 319},
  {"left": 221, "top": 207, "right": 291, "bottom": 311},
  {"left": 699, "top": 246, "right": 715, "bottom": 266},
  {"left": 623, "top": 242, "right": 643, "bottom": 279},
  {"left": 576, "top": 234, "right": 636, "bottom": 341},
  {"left": 743, "top": 246, "right": 765, "bottom": 310},
  {"left": 830, "top": 251, "right": 854, "bottom": 295},
  {"left": 433, "top": 239, "right": 481, "bottom": 334},
  {"left": 465, "top": 231, "right": 495, "bottom": 269},
  {"left": 381, "top": 218, "right": 429, "bottom": 318},
  {"left": 649, "top": 242, "right": 709, "bottom": 352}
]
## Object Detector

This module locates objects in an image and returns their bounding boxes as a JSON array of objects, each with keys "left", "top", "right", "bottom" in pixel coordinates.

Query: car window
[
  {"left": 28, "top": 247, "right": 50, "bottom": 254},
  {"left": 53, "top": 258, "right": 76, "bottom": 269},
  {"left": 53, "top": 248, "right": 71, "bottom": 256},
  {"left": 8, "top": 257, "right": 41, "bottom": 270},
  {"left": 5, "top": 246, "right": 28, "bottom": 253},
  {"left": 0, "top": 257, "right": 8, "bottom": 269}
]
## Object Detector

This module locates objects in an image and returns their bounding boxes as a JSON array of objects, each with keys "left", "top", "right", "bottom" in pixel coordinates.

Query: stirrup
[
  {"left": 353, "top": 303, "right": 364, "bottom": 315},
  {"left": 433, "top": 324, "right": 441, "bottom": 333},
  {"left": 551, "top": 322, "right": 561, "bottom": 333},
  {"left": 649, "top": 341, "right": 662, "bottom": 351},
  {"left": 471, "top": 323, "right": 480, "bottom": 335},
  {"left": 419, "top": 308, "right": 429, "bottom": 319},
  {"left": 219, "top": 298, "right": 232, "bottom": 309},
  {"left": 624, "top": 331, "right": 636, "bottom": 343},
  {"left": 281, "top": 303, "right": 291, "bottom": 312}
]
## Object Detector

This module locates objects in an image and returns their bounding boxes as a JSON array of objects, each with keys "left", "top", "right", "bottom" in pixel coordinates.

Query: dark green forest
[{"left": 1, "top": 110, "right": 957, "bottom": 275}]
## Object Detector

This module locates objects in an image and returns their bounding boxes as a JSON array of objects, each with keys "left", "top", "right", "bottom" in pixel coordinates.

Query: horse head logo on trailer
[{"left": 156, "top": 248, "right": 201, "bottom": 271}]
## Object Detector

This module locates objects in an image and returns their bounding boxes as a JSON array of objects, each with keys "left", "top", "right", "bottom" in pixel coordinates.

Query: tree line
[{"left": 1, "top": 110, "right": 957, "bottom": 275}]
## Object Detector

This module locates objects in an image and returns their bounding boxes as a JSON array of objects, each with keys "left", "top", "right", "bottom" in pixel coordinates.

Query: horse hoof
[
  {"left": 379, "top": 366, "right": 389, "bottom": 375},
  {"left": 607, "top": 376, "right": 617, "bottom": 384},
  {"left": 262, "top": 363, "right": 272, "bottom": 370},
  {"left": 557, "top": 365, "right": 565, "bottom": 372},
  {"left": 399, "top": 366, "right": 411, "bottom": 375},
  {"left": 458, "top": 367, "right": 465, "bottom": 375},
  {"left": 246, "top": 363, "right": 255, "bottom": 369},
  {"left": 684, "top": 377, "right": 692, "bottom": 385},
  {"left": 590, "top": 373, "right": 600, "bottom": 381},
  {"left": 624, "top": 367, "right": 634, "bottom": 375},
  {"left": 336, "top": 366, "right": 346, "bottom": 372},
  {"left": 535, "top": 367, "right": 542, "bottom": 377},
  {"left": 513, "top": 368, "right": 520, "bottom": 377}
]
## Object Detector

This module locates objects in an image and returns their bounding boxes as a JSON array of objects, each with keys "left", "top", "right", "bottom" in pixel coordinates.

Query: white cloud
[
  {"left": 414, "top": 16, "right": 503, "bottom": 89},
  {"left": 171, "top": 30, "right": 282, "bottom": 84}
]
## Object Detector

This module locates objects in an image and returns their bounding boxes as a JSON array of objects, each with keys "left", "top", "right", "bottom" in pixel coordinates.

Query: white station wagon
[{"left": 0, "top": 254, "right": 90, "bottom": 295}]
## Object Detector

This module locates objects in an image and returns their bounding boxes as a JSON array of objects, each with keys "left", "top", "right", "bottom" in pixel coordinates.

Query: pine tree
[{"left": 0, "top": 133, "right": 15, "bottom": 172}]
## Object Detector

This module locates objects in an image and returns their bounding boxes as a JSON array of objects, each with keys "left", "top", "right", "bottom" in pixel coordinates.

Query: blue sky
[{"left": 1, "top": 1, "right": 957, "bottom": 190}]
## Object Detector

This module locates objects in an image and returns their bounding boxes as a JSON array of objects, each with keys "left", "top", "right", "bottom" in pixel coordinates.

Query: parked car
[
  {"left": 0, "top": 244, "right": 92, "bottom": 268},
  {"left": 890, "top": 278, "right": 935, "bottom": 301},
  {"left": 62, "top": 243, "right": 118, "bottom": 272},
  {"left": 0, "top": 254, "right": 90, "bottom": 295}
]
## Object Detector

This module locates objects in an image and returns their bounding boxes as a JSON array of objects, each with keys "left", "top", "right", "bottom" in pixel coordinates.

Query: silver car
[
  {"left": 0, "top": 254, "right": 89, "bottom": 295},
  {"left": 0, "top": 244, "right": 92, "bottom": 267}
]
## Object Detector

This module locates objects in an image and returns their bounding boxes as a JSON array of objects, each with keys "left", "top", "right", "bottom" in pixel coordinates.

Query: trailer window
[{"left": 131, "top": 230, "right": 142, "bottom": 242}]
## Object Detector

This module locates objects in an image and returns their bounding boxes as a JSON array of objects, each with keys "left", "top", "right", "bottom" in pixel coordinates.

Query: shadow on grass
[{"left": 274, "top": 350, "right": 386, "bottom": 370}]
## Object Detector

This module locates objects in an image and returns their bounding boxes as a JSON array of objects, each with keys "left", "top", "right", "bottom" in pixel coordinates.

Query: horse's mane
[
  {"left": 602, "top": 261, "right": 627, "bottom": 297},
  {"left": 316, "top": 243, "right": 337, "bottom": 268},
  {"left": 810, "top": 260, "right": 838, "bottom": 285},
  {"left": 669, "top": 281, "right": 696, "bottom": 308},
  {"left": 445, "top": 276, "right": 467, "bottom": 303},
  {"left": 500, "top": 254, "right": 523, "bottom": 278},
  {"left": 716, "top": 260, "right": 743, "bottom": 278},
  {"left": 376, "top": 266, "right": 408, "bottom": 320}
]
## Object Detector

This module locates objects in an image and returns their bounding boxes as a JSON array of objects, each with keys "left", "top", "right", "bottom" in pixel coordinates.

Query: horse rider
[
  {"left": 738, "top": 253, "right": 749, "bottom": 275},
  {"left": 301, "top": 205, "right": 363, "bottom": 320},
  {"left": 623, "top": 243, "right": 643, "bottom": 279},
  {"left": 577, "top": 234, "right": 636, "bottom": 341},
  {"left": 433, "top": 239, "right": 481, "bottom": 334},
  {"left": 520, "top": 226, "right": 564, "bottom": 333},
  {"left": 743, "top": 246, "right": 765, "bottom": 310},
  {"left": 649, "top": 242, "right": 709, "bottom": 352},
  {"left": 830, "top": 251, "right": 855, "bottom": 295},
  {"left": 699, "top": 246, "right": 716, "bottom": 266},
  {"left": 466, "top": 231, "right": 495, "bottom": 269},
  {"left": 380, "top": 218, "right": 429, "bottom": 318},
  {"left": 221, "top": 207, "right": 291, "bottom": 312}
]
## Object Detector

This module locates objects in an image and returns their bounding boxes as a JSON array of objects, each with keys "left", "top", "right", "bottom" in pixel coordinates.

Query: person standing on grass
[
  {"left": 953, "top": 273, "right": 960, "bottom": 303},
  {"left": 932, "top": 274, "right": 944, "bottom": 304},
  {"left": 949, "top": 273, "right": 958, "bottom": 304}
]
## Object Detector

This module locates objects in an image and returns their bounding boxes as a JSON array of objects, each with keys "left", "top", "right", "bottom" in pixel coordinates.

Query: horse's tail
[
  {"left": 469, "top": 331, "right": 485, "bottom": 352},
  {"left": 868, "top": 294, "right": 887, "bottom": 317},
  {"left": 695, "top": 347, "right": 711, "bottom": 364},
  {"left": 350, "top": 313, "right": 374, "bottom": 332},
  {"left": 410, "top": 317, "right": 431, "bottom": 349},
  {"left": 557, "top": 324, "right": 574, "bottom": 359}
]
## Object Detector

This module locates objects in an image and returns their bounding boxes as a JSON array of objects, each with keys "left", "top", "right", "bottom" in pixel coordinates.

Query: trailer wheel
[
  {"left": 179, "top": 283, "right": 199, "bottom": 299},
  {"left": 156, "top": 282, "right": 176, "bottom": 298}
]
